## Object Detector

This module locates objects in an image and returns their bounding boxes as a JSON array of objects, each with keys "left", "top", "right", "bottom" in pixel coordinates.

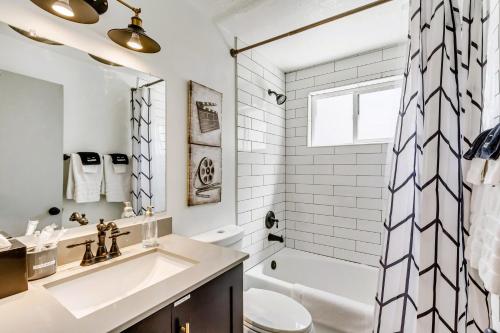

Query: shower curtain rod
[{"left": 229, "top": 0, "right": 393, "bottom": 57}]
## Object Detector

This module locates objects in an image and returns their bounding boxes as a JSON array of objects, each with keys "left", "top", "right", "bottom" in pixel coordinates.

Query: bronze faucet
[
  {"left": 67, "top": 219, "right": 130, "bottom": 266},
  {"left": 69, "top": 212, "right": 89, "bottom": 226},
  {"left": 95, "top": 219, "right": 117, "bottom": 262}
]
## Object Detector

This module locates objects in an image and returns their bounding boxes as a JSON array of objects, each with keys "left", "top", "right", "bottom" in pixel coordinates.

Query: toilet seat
[{"left": 244, "top": 288, "right": 312, "bottom": 333}]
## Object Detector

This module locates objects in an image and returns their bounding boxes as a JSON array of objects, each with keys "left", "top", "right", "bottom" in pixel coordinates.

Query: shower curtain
[
  {"left": 131, "top": 87, "right": 154, "bottom": 215},
  {"left": 374, "top": 0, "right": 491, "bottom": 332}
]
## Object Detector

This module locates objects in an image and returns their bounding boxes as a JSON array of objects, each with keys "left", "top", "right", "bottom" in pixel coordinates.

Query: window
[{"left": 308, "top": 76, "right": 402, "bottom": 147}]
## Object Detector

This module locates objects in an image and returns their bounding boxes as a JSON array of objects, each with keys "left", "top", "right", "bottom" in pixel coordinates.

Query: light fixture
[
  {"left": 268, "top": 89, "right": 287, "bottom": 105},
  {"left": 88, "top": 53, "right": 123, "bottom": 67},
  {"left": 30, "top": 0, "right": 161, "bottom": 53},
  {"left": 108, "top": 12, "right": 161, "bottom": 53},
  {"left": 31, "top": 0, "right": 100, "bottom": 24},
  {"left": 52, "top": 0, "right": 74, "bottom": 17},
  {"left": 9, "top": 25, "right": 63, "bottom": 45}
]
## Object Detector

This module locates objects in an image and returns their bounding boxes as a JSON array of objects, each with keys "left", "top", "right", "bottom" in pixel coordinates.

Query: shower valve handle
[{"left": 266, "top": 211, "right": 279, "bottom": 229}]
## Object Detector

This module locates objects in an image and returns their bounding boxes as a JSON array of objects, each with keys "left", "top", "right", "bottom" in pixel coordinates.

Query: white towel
[
  {"left": 466, "top": 158, "right": 486, "bottom": 185},
  {"left": 478, "top": 215, "right": 500, "bottom": 294},
  {"left": 484, "top": 160, "right": 500, "bottom": 185},
  {"left": 103, "top": 155, "right": 131, "bottom": 203},
  {"left": 66, "top": 153, "right": 103, "bottom": 203},
  {"left": 291, "top": 283, "right": 372, "bottom": 333}
]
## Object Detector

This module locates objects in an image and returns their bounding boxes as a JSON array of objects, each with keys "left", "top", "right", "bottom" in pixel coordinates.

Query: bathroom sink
[{"left": 44, "top": 251, "right": 195, "bottom": 318}]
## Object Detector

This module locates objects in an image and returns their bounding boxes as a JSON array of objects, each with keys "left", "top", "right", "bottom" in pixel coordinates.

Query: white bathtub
[{"left": 244, "top": 248, "right": 379, "bottom": 333}]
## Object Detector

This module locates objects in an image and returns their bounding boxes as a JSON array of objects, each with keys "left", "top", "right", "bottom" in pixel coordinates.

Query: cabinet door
[
  {"left": 123, "top": 304, "right": 172, "bottom": 333},
  {"left": 172, "top": 264, "right": 243, "bottom": 333}
]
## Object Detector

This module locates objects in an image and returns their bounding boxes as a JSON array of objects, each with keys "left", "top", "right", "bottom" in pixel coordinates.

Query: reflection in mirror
[{"left": 0, "top": 23, "right": 166, "bottom": 237}]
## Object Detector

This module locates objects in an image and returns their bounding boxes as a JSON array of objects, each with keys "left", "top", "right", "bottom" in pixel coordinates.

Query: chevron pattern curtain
[
  {"left": 131, "top": 87, "right": 153, "bottom": 215},
  {"left": 374, "top": 0, "right": 490, "bottom": 332}
]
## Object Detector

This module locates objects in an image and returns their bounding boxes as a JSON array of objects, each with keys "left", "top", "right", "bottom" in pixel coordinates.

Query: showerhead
[{"left": 268, "top": 89, "right": 287, "bottom": 105}]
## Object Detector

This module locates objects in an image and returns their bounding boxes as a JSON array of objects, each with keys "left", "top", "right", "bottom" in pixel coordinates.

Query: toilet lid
[{"left": 244, "top": 289, "right": 312, "bottom": 333}]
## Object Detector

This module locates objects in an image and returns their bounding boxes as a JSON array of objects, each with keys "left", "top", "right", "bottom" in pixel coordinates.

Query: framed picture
[
  {"left": 189, "top": 81, "right": 222, "bottom": 147},
  {"left": 188, "top": 144, "right": 221, "bottom": 206},
  {"left": 188, "top": 81, "right": 222, "bottom": 206}
]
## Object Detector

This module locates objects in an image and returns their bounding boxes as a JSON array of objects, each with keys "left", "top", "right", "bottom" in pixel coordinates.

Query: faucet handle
[
  {"left": 266, "top": 211, "right": 279, "bottom": 229},
  {"left": 108, "top": 231, "right": 130, "bottom": 258},
  {"left": 67, "top": 240, "right": 95, "bottom": 266}
]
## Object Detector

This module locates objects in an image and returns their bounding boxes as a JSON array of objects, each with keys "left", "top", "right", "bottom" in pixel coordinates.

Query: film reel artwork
[{"left": 194, "top": 157, "right": 221, "bottom": 198}]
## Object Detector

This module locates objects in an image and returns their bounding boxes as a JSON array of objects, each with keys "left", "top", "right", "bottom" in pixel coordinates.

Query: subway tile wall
[
  {"left": 284, "top": 45, "right": 406, "bottom": 267},
  {"left": 236, "top": 39, "right": 287, "bottom": 270}
]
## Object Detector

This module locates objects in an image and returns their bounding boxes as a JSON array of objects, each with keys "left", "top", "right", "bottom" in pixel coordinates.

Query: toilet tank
[{"left": 191, "top": 225, "right": 245, "bottom": 249}]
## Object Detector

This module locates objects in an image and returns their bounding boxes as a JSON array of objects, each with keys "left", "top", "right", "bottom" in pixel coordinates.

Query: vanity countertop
[{"left": 0, "top": 234, "right": 248, "bottom": 332}]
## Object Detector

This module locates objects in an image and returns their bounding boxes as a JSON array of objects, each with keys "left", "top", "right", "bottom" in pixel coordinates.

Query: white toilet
[{"left": 192, "top": 225, "right": 313, "bottom": 333}]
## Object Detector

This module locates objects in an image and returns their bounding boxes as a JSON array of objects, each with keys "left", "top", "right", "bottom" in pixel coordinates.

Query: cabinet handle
[{"left": 180, "top": 323, "right": 190, "bottom": 333}]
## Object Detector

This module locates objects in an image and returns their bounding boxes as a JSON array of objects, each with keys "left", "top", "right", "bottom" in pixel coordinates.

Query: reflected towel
[
  {"left": 291, "top": 283, "right": 373, "bottom": 333},
  {"left": 466, "top": 158, "right": 486, "bottom": 185},
  {"left": 103, "top": 154, "right": 131, "bottom": 203},
  {"left": 484, "top": 160, "right": 500, "bottom": 185},
  {"left": 66, "top": 153, "right": 103, "bottom": 203}
]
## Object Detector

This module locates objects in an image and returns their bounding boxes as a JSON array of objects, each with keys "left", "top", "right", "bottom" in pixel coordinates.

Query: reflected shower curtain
[
  {"left": 374, "top": 0, "right": 490, "bottom": 332},
  {"left": 131, "top": 87, "right": 154, "bottom": 215}
]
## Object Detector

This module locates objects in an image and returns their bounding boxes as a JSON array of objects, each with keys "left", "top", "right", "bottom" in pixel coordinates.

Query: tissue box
[{"left": 0, "top": 238, "right": 28, "bottom": 299}]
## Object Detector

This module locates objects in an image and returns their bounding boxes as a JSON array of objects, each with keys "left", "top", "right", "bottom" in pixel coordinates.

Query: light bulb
[
  {"left": 126, "top": 33, "right": 143, "bottom": 50},
  {"left": 52, "top": 0, "right": 75, "bottom": 17}
]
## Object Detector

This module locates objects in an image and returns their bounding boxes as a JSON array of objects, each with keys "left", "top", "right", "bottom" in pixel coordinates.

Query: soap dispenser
[{"left": 142, "top": 206, "right": 158, "bottom": 248}]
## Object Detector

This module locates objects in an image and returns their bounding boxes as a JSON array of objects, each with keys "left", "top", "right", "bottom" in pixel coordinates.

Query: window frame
[{"left": 307, "top": 75, "right": 403, "bottom": 147}]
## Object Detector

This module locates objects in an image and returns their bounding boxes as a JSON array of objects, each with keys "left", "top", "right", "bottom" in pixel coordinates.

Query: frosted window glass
[
  {"left": 358, "top": 87, "right": 401, "bottom": 141},
  {"left": 311, "top": 94, "right": 353, "bottom": 146}
]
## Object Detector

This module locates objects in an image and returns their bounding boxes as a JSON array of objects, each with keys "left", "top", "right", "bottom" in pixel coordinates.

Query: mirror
[{"left": 0, "top": 23, "right": 166, "bottom": 237}]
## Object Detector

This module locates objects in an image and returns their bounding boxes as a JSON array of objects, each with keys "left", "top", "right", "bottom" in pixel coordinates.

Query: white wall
[
  {"left": 236, "top": 39, "right": 286, "bottom": 270},
  {"left": 0, "top": 1, "right": 236, "bottom": 236},
  {"left": 284, "top": 45, "right": 406, "bottom": 266}
]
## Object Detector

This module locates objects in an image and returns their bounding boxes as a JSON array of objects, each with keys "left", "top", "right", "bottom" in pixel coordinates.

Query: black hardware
[
  {"left": 266, "top": 211, "right": 279, "bottom": 229},
  {"left": 268, "top": 233, "right": 284, "bottom": 243},
  {"left": 271, "top": 260, "right": 277, "bottom": 270},
  {"left": 67, "top": 240, "right": 95, "bottom": 266},
  {"left": 108, "top": 231, "right": 131, "bottom": 258},
  {"left": 485, "top": 329, "right": 497, "bottom": 333},
  {"left": 48, "top": 207, "right": 61, "bottom": 216},
  {"left": 63, "top": 154, "right": 70, "bottom": 160}
]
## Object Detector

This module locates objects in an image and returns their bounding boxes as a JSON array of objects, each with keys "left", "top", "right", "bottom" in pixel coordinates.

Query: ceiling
[{"left": 190, "top": 0, "right": 409, "bottom": 72}]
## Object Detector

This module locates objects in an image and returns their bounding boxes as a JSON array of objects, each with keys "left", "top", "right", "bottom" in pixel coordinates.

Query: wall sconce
[
  {"left": 31, "top": 0, "right": 103, "bottom": 24},
  {"left": 30, "top": 0, "right": 161, "bottom": 53}
]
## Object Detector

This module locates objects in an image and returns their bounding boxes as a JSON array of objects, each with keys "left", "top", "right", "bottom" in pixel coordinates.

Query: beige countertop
[{"left": 0, "top": 234, "right": 248, "bottom": 333}]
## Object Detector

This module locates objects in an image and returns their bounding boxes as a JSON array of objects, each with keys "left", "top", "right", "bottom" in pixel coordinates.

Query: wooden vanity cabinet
[{"left": 123, "top": 264, "right": 243, "bottom": 333}]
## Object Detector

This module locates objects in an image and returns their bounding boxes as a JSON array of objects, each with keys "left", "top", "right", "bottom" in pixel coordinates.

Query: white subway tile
[
  {"left": 286, "top": 77, "right": 315, "bottom": 92},
  {"left": 295, "top": 240, "right": 334, "bottom": 257},
  {"left": 287, "top": 230, "right": 314, "bottom": 242},
  {"left": 357, "top": 219, "right": 383, "bottom": 233},
  {"left": 295, "top": 184, "right": 334, "bottom": 195},
  {"left": 334, "top": 227, "right": 381, "bottom": 243},
  {"left": 335, "top": 50, "right": 383, "bottom": 71},
  {"left": 358, "top": 58, "right": 404, "bottom": 77},
  {"left": 335, "top": 206, "right": 381, "bottom": 221},
  {"left": 314, "top": 234, "right": 355, "bottom": 250},
  {"left": 314, "top": 175, "right": 356, "bottom": 186},
  {"left": 334, "top": 248, "right": 379, "bottom": 266},
  {"left": 295, "top": 221, "right": 334, "bottom": 236}
]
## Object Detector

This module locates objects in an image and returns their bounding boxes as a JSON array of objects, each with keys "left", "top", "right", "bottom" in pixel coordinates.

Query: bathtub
[{"left": 244, "top": 248, "right": 379, "bottom": 333}]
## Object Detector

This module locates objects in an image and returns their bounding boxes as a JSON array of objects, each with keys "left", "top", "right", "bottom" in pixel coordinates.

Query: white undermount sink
[{"left": 45, "top": 251, "right": 195, "bottom": 318}]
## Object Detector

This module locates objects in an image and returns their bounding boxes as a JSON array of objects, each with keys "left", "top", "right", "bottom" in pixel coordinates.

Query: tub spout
[{"left": 268, "top": 233, "right": 284, "bottom": 243}]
